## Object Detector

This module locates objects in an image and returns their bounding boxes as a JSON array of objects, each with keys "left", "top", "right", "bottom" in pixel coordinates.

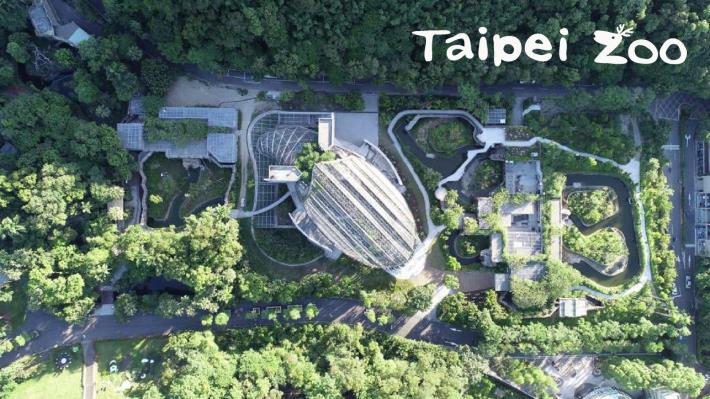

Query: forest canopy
[{"left": 107, "top": 0, "right": 710, "bottom": 96}]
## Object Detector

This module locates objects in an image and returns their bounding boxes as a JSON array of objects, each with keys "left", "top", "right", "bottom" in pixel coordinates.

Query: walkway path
[
  {"left": 230, "top": 192, "right": 290, "bottom": 218},
  {"left": 81, "top": 341, "right": 97, "bottom": 399},
  {"left": 386, "top": 109, "right": 653, "bottom": 300},
  {"left": 0, "top": 298, "right": 475, "bottom": 368}
]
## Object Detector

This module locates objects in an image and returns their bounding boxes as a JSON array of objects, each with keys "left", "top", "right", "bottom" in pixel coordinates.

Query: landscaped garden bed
[
  {"left": 412, "top": 118, "right": 474, "bottom": 156},
  {"left": 144, "top": 154, "right": 190, "bottom": 220},
  {"left": 253, "top": 228, "right": 323, "bottom": 264},
  {"left": 563, "top": 226, "right": 628, "bottom": 268},
  {"left": 455, "top": 234, "right": 489, "bottom": 258},
  {"left": 471, "top": 160, "right": 503, "bottom": 192},
  {"left": 567, "top": 187, "right": 617, "bottom": 225},
  {"left": 179, "top": 162, "right": 231, "bottom": 217}
]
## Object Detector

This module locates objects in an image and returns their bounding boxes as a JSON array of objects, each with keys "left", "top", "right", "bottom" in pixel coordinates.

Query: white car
[
  {"left": 672, "top": 283, "right": 678, "bottom": 296},
  {"left": 686, "top": 275, "right": 692, "bottom": 289}
]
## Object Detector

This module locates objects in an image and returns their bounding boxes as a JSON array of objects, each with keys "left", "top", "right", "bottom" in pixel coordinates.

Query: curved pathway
[
  {"left": 0, "top": 299, "right": 476, "bottom": 368},
  {"left": 230, "top": 191, "right": 291, "bottom": 219},
  {"left": 387, "top": 109, "right": 653, "bottom": 300}
]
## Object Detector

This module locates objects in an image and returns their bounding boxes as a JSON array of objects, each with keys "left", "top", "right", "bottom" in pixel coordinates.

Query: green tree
[
  {"left": 141, "top": 58, "right": 175, "bottom": 96},
  {"left": 446, "top": 256, "right": 461, "bottom": 272},
  {"left": 405, "top": 284, "right": 435, "bottom": 314},
  {"left": 294, "top": 143, "right": 336, "bottom": 182},
  {"left": 602, "top": 357, "right": 704, "bottom": 396},
  {"left": 159, "top": 332, "right": 237, "bottom": 398},
  {"left": 305, "top": 303, "right": 319, "bottom": 320},
  {"left": 214, "top": 312, "right": 230, "bottom": 326},
  {"left": 444, "top": 274, "right": 459, "bottom": 289},
  {"left": 5, "top": 33, "right": 30, "bottom": 64}
]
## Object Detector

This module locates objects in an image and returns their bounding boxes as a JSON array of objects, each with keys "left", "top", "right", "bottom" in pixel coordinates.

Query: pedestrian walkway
[
  {"left": 81, "top": 341, "right": 97, "bottom": 399},
  {"left": 386, "top": 109, "right": 653, "bottom": 300}
]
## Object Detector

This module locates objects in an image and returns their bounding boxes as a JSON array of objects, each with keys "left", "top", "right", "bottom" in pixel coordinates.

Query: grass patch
[
  {"left": 10, "top": 349, "right": 83, "bottom": 399},
  {"left": 413, "top": 118, "right": 474, "bottom": 155},
  {"left": 178, "top": 161, "right": 231, "bottom": 217},
  {"left": 252, "top": 228, "right": 322, "bottom": 264},
  {"left": 95, "top": 338, "right": 166, "bottom": 399},
  {"left": 144, "top": 154, "right": 189, "bottom": 220}
]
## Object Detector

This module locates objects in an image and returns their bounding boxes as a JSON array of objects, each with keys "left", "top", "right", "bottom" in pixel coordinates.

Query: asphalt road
[
  {"left": 0, "top": 298, "right": 476, "bottom": 368},
  {"left": 664, "top": 115, "right": 699, "bottom": 358}
]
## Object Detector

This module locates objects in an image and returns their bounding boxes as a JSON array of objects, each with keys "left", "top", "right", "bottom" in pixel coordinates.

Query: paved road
[
  {"left": 656, "top": 95, "right": 702, "bottom": 360},
  {"left": 0, "top": 298, "right": 476, "bottom": 368},
  {"left": 184, "top": 64, "right": 575, "bottom": 99},
  {"left": 665, "top": 116, "right": 699, "bottom": 358}
]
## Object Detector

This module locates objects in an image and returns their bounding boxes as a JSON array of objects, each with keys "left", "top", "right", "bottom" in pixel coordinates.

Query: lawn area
[
  {"left": 9, "top": 349, "right": 83, "bottom": 399},
  {"left": 413, "top": 118, "right": 474, "bottom": 155},
  {"left": 178, "top": 161, "right": 231, "bottom": 217},
  {"left": 253, "top": 228, "right": 323, "bottom": 264},
  {"left": 95, "top": 338, "right": 166, "bottom": 399},
  {"left": 144, "top": 153, "right": 190, "bottom": 220}
]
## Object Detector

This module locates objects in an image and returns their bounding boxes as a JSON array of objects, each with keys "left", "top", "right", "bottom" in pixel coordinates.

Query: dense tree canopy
[
  {"left": 106, "top": 0, "right": 709, "bottom": 96},
  {"left": 150, "top": 324, "right": 488, "bottom": 399},
  {"left": 119, "top": 206, "right": 243, "bottom": 314},
  {"left": 0, "top": 90, "right": 132, "bottom": 180},
  {"left": 602, "top": 357, "right": 705, "bottom": 396},
  {"left": 0, "top": 90, "right": 131, "bottom": 321}
]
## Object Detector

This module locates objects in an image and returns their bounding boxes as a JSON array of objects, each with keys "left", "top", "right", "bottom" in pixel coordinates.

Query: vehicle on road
[
  {"left": 686, "top": 275, "right": 692, "bottom": 289},
  {"left": 672, "top": 283, "right": 679, "bottom": 296}
]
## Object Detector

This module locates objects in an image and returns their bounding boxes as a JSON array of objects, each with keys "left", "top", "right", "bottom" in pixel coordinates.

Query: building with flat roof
[
  {"left": 117, "top": 107, "right": 237, "bottom": 165},
  {"left": 29, "top": 0, "right": 92, "bottom": 47},
  {"left": 559, "top": 297, "right": 588, "bottom": 317},
  {"left": 486, "top": 108, "right": 507, "bottom": 125},
  {"left": 505, "top": 160, "right": 542, "bottom": 194}
]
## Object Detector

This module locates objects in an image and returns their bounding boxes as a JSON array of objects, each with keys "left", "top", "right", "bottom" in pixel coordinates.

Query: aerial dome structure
[
  {"left": 290, "top": 155, "right": 422, "bottom": 277},
  {"left": 255, "top": 126, "right": 317, "bottom": 165}
]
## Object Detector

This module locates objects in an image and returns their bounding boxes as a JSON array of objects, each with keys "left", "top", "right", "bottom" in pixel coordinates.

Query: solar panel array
[
  {"left": 159, "top": 107, "right": 237, "bottom": 128},
  {"left": 116, "top": 123, "right": 145, "bottom": 150},
  {"left": 207, "top": 133, "right": 237, "bottom": 163},
  {"left": 487, "top": 108, "right": 507, "bottom": 124}
]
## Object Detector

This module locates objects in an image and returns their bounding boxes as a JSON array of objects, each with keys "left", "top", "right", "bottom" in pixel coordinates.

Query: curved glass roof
[
  {"left": 255, "top": 126, "right": 317, "bottom": 165},
  {"left": 299, "top": 155, "right": 421, "bottom": 274}
]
